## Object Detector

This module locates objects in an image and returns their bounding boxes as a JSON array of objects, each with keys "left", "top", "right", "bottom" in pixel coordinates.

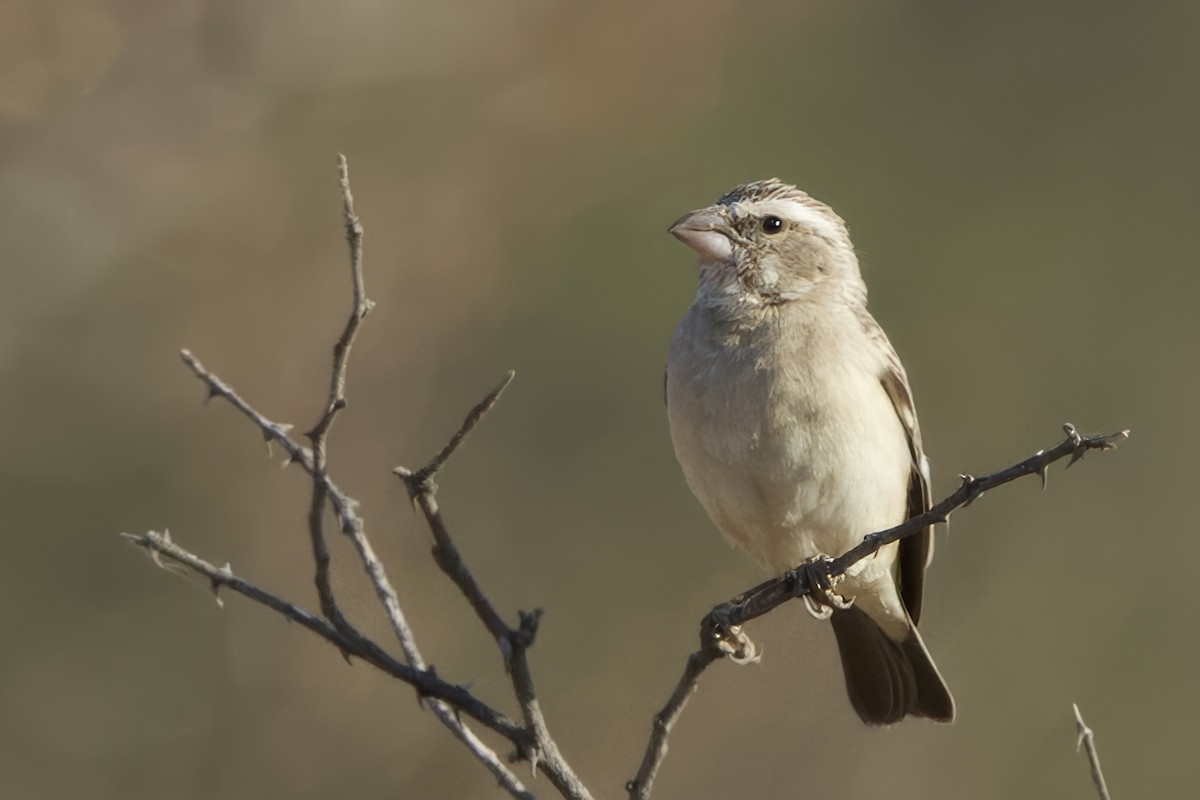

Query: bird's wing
[{"left": 858, "top": 308, "right": 934, "bottom": 626}]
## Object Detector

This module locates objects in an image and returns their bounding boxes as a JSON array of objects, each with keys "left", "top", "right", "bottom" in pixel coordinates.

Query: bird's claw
[
  {"left": 702, "top": 602, "right": 760, "bottom": 664},
  {"left": 787, "top": 555, "right": 853, "bottom": 619}
]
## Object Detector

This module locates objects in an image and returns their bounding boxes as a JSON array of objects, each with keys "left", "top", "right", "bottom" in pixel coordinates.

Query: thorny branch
[
  {"left": 120, "top": 530, "right": 524, "bottom": 742},
  {"left": 134, "top": 157, "right": 543, "bottom": 799},
  {"left": 625, "top": 424, "right": 1129, "bottom": 800},
  {"left": 396, "top": 373, "right": 593, "bottom": 800},
  {"left": 305, "top": 153, "right": 373, "bottom": 630}
]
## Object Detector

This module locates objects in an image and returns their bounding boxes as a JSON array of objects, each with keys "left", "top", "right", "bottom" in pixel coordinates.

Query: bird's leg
[{"left": 785, "top": 555, "right": 854, "bottom": 619}]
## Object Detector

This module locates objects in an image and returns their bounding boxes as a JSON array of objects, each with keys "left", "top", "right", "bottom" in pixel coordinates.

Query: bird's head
[{"left": 669, "top": 179, "right": 863, "bottom": 308}]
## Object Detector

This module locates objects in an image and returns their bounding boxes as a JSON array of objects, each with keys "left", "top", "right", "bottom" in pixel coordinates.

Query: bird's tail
[{"left": 829, "top": 604, "right": 955, "bottom": 725}]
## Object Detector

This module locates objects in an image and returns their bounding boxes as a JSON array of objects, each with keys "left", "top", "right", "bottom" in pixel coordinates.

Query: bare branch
[
  {"left": 395, "top": 372, "right": 518, "bottom": 645},
  {"left": 123, "top": 529, "right": 534, "bottom": 797},
  {"left": 181, "top": 349, "right": 312, "bottom": 467},
  {"left": 308, "top": 153, "right": 374, "bottom": 444},
  {"left": 304, "top": 154, "right": 373, "bottom": 627},
  {"left": 405, "top": 370, "right": 515, "bottom": 492},
  {"left": 626, "top": 651, "right": 715, "bottom": 800},
  {"left": 120, "top": 531, "right": 515, "bottom": 736},
  {"left": 168, "top": 158, "right": 540, "bottom": 798},
  {"left": 721, "top": 424, "right": 1129, "bottom": 632},
  {"left": 1073, "top": 703, "right": 1113, "bottom": 800},
  {"left": 397, "top": 378, "right": 594, "bottom": 800},
  {"left": 627, "top": 424, "right": 1129, "bottom": 798}
]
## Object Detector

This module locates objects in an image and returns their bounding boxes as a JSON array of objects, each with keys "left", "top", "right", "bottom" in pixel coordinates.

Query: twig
[
  {"left": 395, "top": 371, "right": 516, "bottom": 644},
  {"left": 122, "top": 529, "right": 533, "bottom": 797},
  {"left": 303, "top": 154, "right": 373, "bottom": 628},
  {"left": 120, "top": 531, "right": 518, "bottom": 736},
  {"left": 720, "top": 424, "right": 1128, "bottom": 634},
  {"left": 1073, "top": 703, "right": 1113, "bottom": 800},
  {"left": 308, "top": 154, "right": 373, "bottom": 445},
  {"left": 166, "top": 157, "right": 536, "bottom": 799},
  {"left": 626, "top": 424, "right": 1129, "bottom": 799},
  {"left": 625, "top": 651, "right": 715, "bottom": 800},
  {"left": 396, "top": 375, "right": 594, "bottom": 800}
]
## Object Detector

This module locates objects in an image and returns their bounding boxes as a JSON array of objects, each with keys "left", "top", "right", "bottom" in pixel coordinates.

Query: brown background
[{"left": 2, "top": 1, "right": 1193, "bottom": 797}]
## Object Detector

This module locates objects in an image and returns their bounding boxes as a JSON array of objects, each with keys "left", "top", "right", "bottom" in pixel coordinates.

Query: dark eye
[{"left": 760, "top": 215, "right": 784, "bottom": 234}]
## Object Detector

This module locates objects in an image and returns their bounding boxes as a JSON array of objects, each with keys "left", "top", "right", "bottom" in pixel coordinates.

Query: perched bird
[{"left": 664, "top": 179, "right": 954, "bottom": 725}]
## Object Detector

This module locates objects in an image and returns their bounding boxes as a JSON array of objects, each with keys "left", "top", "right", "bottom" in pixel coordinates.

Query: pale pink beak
[{"left": 669, "top": 207, "right": 735, "bottom": 263}]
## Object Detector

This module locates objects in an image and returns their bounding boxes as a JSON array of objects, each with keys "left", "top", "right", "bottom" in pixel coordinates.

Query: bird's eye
[{"left": 760, "top": 215, "right": 784, "bottom": 235}]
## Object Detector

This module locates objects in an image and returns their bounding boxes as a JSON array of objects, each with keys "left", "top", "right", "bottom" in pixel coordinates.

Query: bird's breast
[{"left": 666, "top": 304, "right": 910, "bottom": 574}]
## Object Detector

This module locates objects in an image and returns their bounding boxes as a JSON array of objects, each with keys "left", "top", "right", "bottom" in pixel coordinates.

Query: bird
[{"left": 664, "top": 178, "right": 954, "bottom": 725}]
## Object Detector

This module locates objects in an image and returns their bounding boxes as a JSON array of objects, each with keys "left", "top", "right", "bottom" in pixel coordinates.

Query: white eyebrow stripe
[{"left": 741, "top": 198, "right": 846, "bottom": 242}]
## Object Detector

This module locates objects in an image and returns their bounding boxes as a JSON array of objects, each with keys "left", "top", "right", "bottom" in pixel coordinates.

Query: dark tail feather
[
  {"left": 830, "top": 606, "right": 955, "bottom": 725},
  {"left": 902, "top": 623, "right": 955, "bottom": 722}
]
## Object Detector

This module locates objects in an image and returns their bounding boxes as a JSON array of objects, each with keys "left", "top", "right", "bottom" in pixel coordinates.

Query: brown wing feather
[{"left": 857, "top": 308, "right": 934, "bottom": 625}]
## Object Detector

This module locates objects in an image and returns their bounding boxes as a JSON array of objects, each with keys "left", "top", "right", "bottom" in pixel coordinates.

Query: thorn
[
  {"left": 416, "top": 665, "right": 440, "bottom": 711},
  {"left": 204, "top": 385, "right": 219, "bottom": 404},
  {"left": 1072, "top": 702, "right": 1088, "bottom": 751},
  {"left": 516, "top": 608, "right": 542, "bottom": 647},
  {"left": 1037, "top": 463, "right": 1049, "bottom": 490},
  {"left": 392, "top": 467, "right": 424, "bottom": 507},
  {"left": 211, "top": 562, "right": 233, "bottom": 608},
  {"left": 959, "top": 474, "right": 983, "bottom": 507},
  {"left": 1063, "top": 422, "right": 1082, "bottom": 446},
  {"left": 497, "top": 633, "right": 514, "bottom": 670}
]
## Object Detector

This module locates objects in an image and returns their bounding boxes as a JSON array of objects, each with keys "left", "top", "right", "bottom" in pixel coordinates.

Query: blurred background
[{"left": 2, "top": 1, "right": 1193, "bottom": 797}]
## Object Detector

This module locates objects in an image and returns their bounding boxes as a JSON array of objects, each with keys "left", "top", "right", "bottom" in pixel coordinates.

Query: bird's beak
[{"left": 669, "top": 206, "right": 735, "bottom": 263}]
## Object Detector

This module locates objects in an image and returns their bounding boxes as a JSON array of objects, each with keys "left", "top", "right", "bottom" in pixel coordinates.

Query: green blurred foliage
[{"left": 1, "top": 0, "right": 1193, "bottom": 797}]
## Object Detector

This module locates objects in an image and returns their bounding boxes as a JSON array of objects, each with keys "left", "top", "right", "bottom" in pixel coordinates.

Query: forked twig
[
  {"left": 137, "top": 157, "right": 537, "bottom": 799},
  {"left": 396, "top": 373, "right": 594, "bottom": 800},
  {"left": 305, "top": 153, "right": 374, "bottom": 629}
]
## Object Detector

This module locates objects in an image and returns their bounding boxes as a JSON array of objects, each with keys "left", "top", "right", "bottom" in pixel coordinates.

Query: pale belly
[{"left": 666, "top": 317, "right": 912, "bottom": 592}]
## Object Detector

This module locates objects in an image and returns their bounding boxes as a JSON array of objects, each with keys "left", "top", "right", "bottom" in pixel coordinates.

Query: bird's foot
[
  {"left": 785, "top": 555, "right": 854, "bottom": 620},
  {"left": 702, "top": 602, "right": 760, "bottom": 664}
]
